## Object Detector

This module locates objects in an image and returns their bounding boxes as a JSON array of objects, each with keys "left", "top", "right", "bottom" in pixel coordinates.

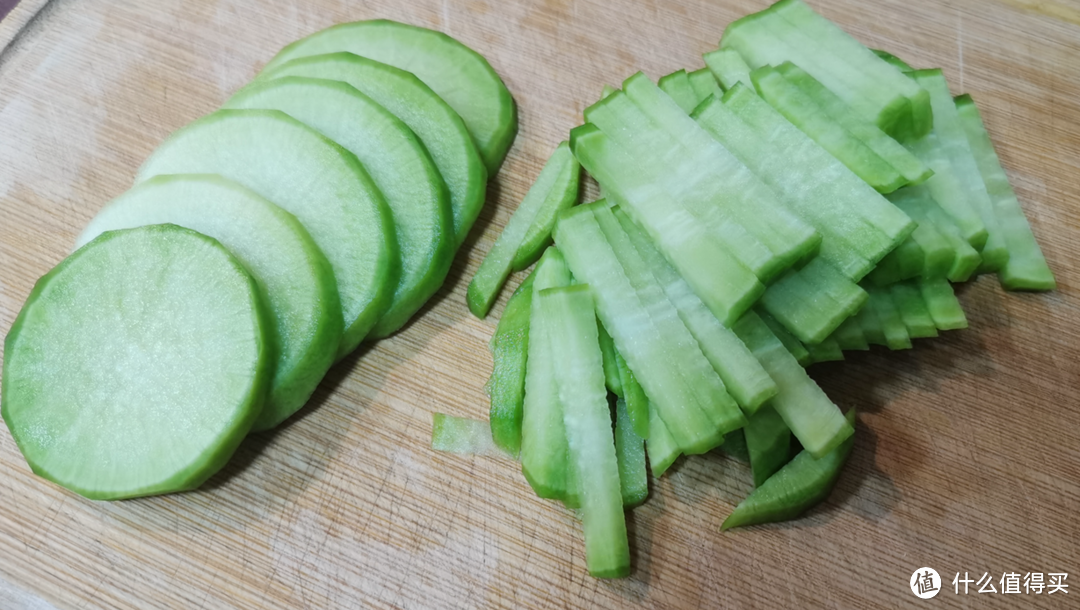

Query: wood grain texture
[{"left": 0, "top": 0, "right": 1077, "bottom": 608}]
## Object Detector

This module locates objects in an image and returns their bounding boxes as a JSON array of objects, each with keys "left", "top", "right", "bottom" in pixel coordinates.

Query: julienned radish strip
[
  {"left": 486, "top": 271, "right": 535, "bottom": 456},
  {"left": 646, "top": 402, "right": 681, "bottom": 477},
  {"left": 829, "top": 316, "right": 869, "bottom": 352},
  {"left": 468, "top": 141, "right": 580, "bottom": 317},
  {"left": 919, "top": 278, "right": 968, "bottom": 331},
  {"left": 598, "top": 322, "right": 624, "bottom": 396},
  {"left": 622, "top": 72, "right": 822, "bottom": 278},
  {"left": 432, "top": 414, "right": 507, "bottom": 457},
  {"left": 888, "top": 281, "right": 938, "bottom": 339},
  {"left": 751, "top": 65, "right": 906, "bottom": 194},
  {"left": 613, "top": 206, "right": 778, "bottom": 413},
  {"left": 570, "top": 123, "right": 765, "bottom": 327},
  {"left": 864, "top": 283, "right": 912, "bottom": 350},
  {"left": 703, "top": 47, "right": 754, "bottom": 91},
  {"left": 914, "top": 70, "right": 1008, "bottom": 273},
  {"left": 718, "top": 0, "right": 929, "bottom": 141},
  {"left": 658, "top": 70, "right": 699, "bottom": 114},
  {"left": 954, "top": 95, "right": 1056, "bottom": 291},
  {"left": 519, "top": 248, "right": 575, "bottom": 504},
  {"left": 592, "top": 205, "right": 747, "bottom": 441},
  {"left": 583, "top": 89, "right": 798, "bottom": 285},
  {"left": 776, "top": 62, "right": 932, "bottom": 186},
  {"left": 731, "top": 311, "right": 853, "bottom": 458},
  {"left": 744, "top": 405, "right": 792, "bottom": 488},
  {"left": 615, "top": 350, "right": 650, "bottom": 439},
  {"left": 615, "top": 398, "right": 649, "bottom": 507},
  {"left": 887, "top": 186, "right": 982, "bottom": 282},
  {"left": 712, "top": 84, "right": 915, "bottom": 271},
  {"left": 554, "top": 204, "right": 731, "bottom": 454},
  {"left": 540, "top": 284, "right": 631, "bottom": 578},
  {"left": 688, "top": 68, "right": 722, "bottom": 103},
  {"left": 3, "top": 225, "right": 270, "bottom": 500},
  {"left": 722, "top": 409, "right": 857, "bottom": 530}
]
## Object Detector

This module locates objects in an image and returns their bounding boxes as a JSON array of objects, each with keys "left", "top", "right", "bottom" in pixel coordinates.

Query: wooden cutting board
[{"left": 0, "top": 0, "right": 1077, "bottom": 607}]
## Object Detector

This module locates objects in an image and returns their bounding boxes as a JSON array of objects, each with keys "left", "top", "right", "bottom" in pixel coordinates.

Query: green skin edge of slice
[
  {"left": 260, "top": 19, "right": 518, "bottom": 175},
  {"left": 76, "top": 175, "right": 342, "bottom": 432},
  {"left": 3, "top": 225, "right": 272, "bottom": 500},
  {"left": 226, "top": 76, "right": 455, "bottom": 338}
]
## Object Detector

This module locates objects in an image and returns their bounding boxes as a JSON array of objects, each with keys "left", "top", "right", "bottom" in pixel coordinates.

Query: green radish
[
  {"left": 829, "top": 316, "right": 869, "bottom": 352},
  {"left": 888, "top": 281, "right": 938, "bottom": 339},
  {"left": 744, "top": 405, "right": 792, "bottom": 488},
  {"left": 261, "top": 20, "right": 517, "bottom": 174},
  {"left": 703, "top": 47, "right": 754, "bottom": 91},
  {"left": 646, "top": 406, "right": 681, "bottom": 477},
  {"left": 520, "top": 248, "right": 575, "bottom": 504},
  {"left": 137, "top": 109, "right": 396, "bottom": 359},
  {"left": 77, "top": 175, "right": 341, "bottom": 431},
  {"left": 614, "top": 350, "right": 650, "bottom": 439},
  {"left": 613, "top": 207, "right": 778, "bottom": 413},
  {"left": 865, "top": 284, "right": 912, "bottom": 350},
  {"left": 755, "top": 261, "right": 868, "bottom": 347},
  {"left": 554, "top": 204, "right": 731, "bottom": 454},
  {"left": 657, "top": 70, "right": 698, "bottom": 113},
  {"left": 3, "top": 225, "right": 270, "bottom": 500},
  {"left": 540, "top": 284, "right": 630, "bottom": 578},
  {"left": 597, "top": 322, "right": 624, "bottom": 396},
  {"left": 584, "top": 91, "right": 785, "bottom": 284},
  {"left": 902, "top": 74, "right": 990, "bottom": 253},
  {"left": 721, "top": 430, "right": 751, "bottom": 462},
  {"left": 467, "top": 141, "right": 580, "bottom": 318},
  {"left": 777, "top": 62, "right": 932, "bottom": 186},
  {"left": 955, "top": 94, "right": 1056, "bottom": 291},
  {"left": 570, "top": 123, "right": 765, "bottom": 327},
  {"left": 808, "top": 337, "right": 845, "bottom": 364},
  {"left": 486, "top": 271, "right": 535, "bottom": 457},
  {"left": 615, "top": 398, "right": 649, "bottom": 508},
  {"left": 758, "top": 310, "right": 811, "bottom": 367},
  {"left": 431, "top": 414, "right": 505, "bottom": 457},
  {"left": 888, "top": 186, "right": 983, "bottom": 282},
  {"left": 687, "top": 68, "right": 722, "bottom": 103},
  {"left": 709, "top": 84, "right": 914, "bottom": 275},
  {"left": 867, "top": 217, "right": 954, "bottom": 286},
  {"left": 720, "top": 0, "right": 929, "bottom": 141},
  {"left": 592, "top": 205, "right": 747, "bottom": 443},
  {"left": 722, "top": 409, "right": 857, "bottom": 530},
  {"left": 919, "top": 278, "right": 968, "bottom": 331},
  {"left": 855, "top": 295, "right": 887, "bottom": 347},
  {"left": 226, "top": 77, "right": 453, "bottom": 338},
  {"left": 732, "top": 311, "right": 853, "bottom": 458},
  {"left": 620, "top": 72, "right": 822, "bottom": 279},
  {"left": 262, "top": 53, "right": 487, "bottom": 248},
  {"left": 751, "top": 65, "right": 907, "bottom": 194},
  {"left": 913, "top": 70, "right": 1008, "bottom": 272}
]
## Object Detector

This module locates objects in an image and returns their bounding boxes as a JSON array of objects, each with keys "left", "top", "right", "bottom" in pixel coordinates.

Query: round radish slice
[
  {"left": 2, "top": 225, "right": 270, "bottom": 500},
  {"left": 77, "top": 175, "right": 342, "bottom": 431}
]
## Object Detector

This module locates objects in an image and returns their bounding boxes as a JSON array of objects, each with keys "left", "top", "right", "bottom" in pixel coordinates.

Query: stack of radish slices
[
  {"left": 2, "top": 21, "right": 516, "bottom": 500},
  {"left": 436, "top": 0, "right": 1055, "bottom": 579}
]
